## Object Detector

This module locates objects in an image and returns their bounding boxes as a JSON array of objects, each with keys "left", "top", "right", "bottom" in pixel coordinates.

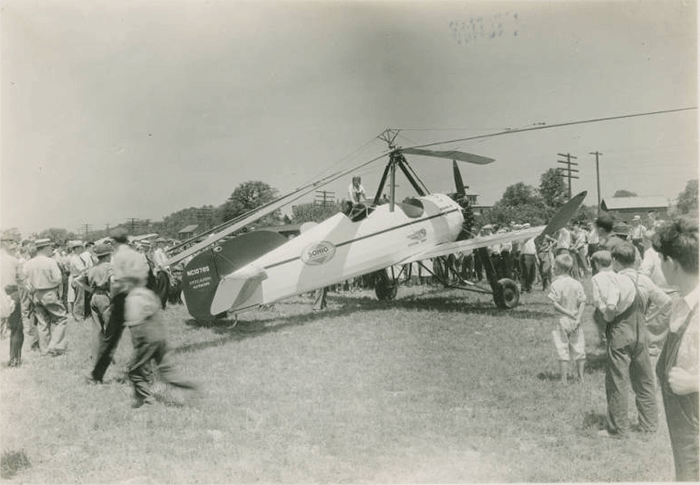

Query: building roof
[
  {"left": 601, "top": 196, "right": 669, "bottom": 211},
  {"left": 178, "top": 224, "right": 199, "bottom": 234}
]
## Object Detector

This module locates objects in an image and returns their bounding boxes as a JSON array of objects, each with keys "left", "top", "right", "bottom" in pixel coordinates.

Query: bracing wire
[{"left": 399, "top": 107, "right": 698, "bottom": 150}]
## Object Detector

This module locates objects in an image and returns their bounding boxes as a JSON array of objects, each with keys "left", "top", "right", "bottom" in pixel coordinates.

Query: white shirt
[
  {"left": 557, "top": 228, "right": 571, "bottom": 250},
  {"left": 591, "top": 268, "right": 620, "bottom": 313},
  {"left": 670, "top": 285, "right": 698, "bottom": 376},
  {"left": 639, "top": 247, "right": 669, "bottom": 289},
  {"left": 348, "top": 183, "right": 366, "bottom": 204}
]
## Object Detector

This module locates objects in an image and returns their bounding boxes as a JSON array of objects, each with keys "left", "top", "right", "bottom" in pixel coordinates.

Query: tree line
[{"left": 3, "top": 175, "right": 698, "bottom": 244}]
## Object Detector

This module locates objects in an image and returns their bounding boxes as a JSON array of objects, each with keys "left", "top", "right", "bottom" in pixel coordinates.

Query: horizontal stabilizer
[{"left": 210, "top": 265, "right": 267, "bottom": 314}]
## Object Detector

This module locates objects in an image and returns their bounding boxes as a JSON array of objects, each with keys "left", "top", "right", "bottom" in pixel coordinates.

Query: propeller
[{"left": 452, "top": 160, "right": 466, "bottom": 197}]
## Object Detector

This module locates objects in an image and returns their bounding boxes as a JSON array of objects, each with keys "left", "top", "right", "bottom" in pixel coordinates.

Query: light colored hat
[
  {"left": 114, "top": 252, "right": 149, "bottom": 281},
  {"left": 34, "top": 238, "right": 52, "bottom": 249},
  {"left": 482, "top": 224, "right": 494, "bottom": 230},
  {"left": 70, "top": 240, "right": 84, "bottom": 249},
  {"left": 632, "top": 215, "right": 641, "bottom": 221},
  {"left": 94, "top": 243, "right": 112, "bottom": 257}
]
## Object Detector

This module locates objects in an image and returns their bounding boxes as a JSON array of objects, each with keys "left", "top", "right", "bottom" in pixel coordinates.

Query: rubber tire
[
  {"left": 375, "top": 278, "right": 398, "bottom": 301},
  {"left": 493, "top": 278, "right": 520, "bottom": 309}
]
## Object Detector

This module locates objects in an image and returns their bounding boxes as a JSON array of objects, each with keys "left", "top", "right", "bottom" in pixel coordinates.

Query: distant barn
[
  {"left": 178, "top": 224, "right": 199, "bottom": 241},
  {"left": 600, "top": 196, "right": 670, "bottom": 222}
]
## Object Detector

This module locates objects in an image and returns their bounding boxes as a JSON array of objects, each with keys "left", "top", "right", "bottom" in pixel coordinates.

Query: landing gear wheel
[
  {"left": 375, "top": 278, "right": 398, "bottom": 301},
  {"left": 493, "top": 278, "right": 520, "bottom": 309}
]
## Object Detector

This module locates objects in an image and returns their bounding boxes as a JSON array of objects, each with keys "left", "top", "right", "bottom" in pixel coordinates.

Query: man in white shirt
[{"left": 652, "top": 217, "right": 698, "bottom": 481}]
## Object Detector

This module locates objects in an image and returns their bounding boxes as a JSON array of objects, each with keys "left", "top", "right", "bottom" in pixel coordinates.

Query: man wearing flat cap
[
  {"left": 22, "top": 239, "right": 68, "bottom": 356},
  {"left": 1, "top": 236, "right": 23, "bottom": 366},
  {"left": 76, "top": 243, "right": 113, "bottom": 361}
]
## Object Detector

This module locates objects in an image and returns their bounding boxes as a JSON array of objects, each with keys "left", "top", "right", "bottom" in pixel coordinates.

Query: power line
[{"left": 405, "top": 107, "right": 697, "bottom": 150}]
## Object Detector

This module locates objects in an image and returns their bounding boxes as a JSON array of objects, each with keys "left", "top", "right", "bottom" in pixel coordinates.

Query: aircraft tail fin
[{"left": 180, "top": 230, "right": 287, "bottom": 321}]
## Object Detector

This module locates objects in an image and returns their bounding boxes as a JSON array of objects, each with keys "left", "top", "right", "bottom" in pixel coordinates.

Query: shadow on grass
[
  {"left": 582, "top": 410, "right": 608, "bottom": 430},
  {"left": 175, "top": 290, "right": 552, "bottom": 355},
  {"left": 0, "top": 449, "right": 31, "bottom": 480},
  {"left": 585, "top": 352, "right": 607, "bottom": 373}
]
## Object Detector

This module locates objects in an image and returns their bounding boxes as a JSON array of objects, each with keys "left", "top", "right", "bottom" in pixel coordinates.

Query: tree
[
  {"left": 219, "top": 181, "right": 280, "bottom": 225},
  {"left": 676, "top": 179, "right": 698, "bottom": 214},
  {"left": 539, "top": 168, "right": 567, "bottom": 208},
  {"left": 499, "top": 182, "right": 541, "bottom": 207},
  {"left": 292, "top": 202, "right": 342, "bottom": 224},
  {"left": 613, "top": 189, "right": 638, "bottom": 197},
  {"left": 35, "top": 228, "right": 78, "bottom": 245},
  {"left": 0, "top": 227, "right": 22, "bottom": 242}
]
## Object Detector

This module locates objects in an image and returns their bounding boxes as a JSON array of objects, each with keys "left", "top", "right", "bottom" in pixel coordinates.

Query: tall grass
[{"left": 0, "top": 284, "right": 675, "bottom": 483}]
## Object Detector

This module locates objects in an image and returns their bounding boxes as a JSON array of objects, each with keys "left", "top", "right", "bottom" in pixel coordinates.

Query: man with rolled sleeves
[{"left": 22, "top": 238, "right": 68, "bottom": 356}]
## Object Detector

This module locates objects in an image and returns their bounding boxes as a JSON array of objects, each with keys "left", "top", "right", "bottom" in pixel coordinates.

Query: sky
[{"left": 1, "top": 0, "right": 697, "bottom": 237}]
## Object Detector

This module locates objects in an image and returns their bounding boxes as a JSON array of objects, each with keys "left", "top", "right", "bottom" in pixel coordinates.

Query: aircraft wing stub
[
  {"left": 402, "top": 148, "right": 495, "bottom": 165},
  {"left": 400, "top": 226, "right": 544, "bottom": 264}
]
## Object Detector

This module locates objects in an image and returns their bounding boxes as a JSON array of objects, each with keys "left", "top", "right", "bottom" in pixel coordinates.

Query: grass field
[{"left": 0, "top": 282, "right": 677, "bottom": 483}]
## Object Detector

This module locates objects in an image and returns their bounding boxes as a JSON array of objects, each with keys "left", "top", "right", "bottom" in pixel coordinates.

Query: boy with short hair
[
  {"left": 590, "top": 250, "right": 618, "bottom": 349},
  {"left": 118, "top": 250, "right": 199, "bottom": 408},
  {"left": 548, "top": 253, "right": 587, "bottom": 383}
]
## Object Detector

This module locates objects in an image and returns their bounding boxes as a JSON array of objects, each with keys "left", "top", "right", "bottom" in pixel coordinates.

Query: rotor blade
[
  {"left": 402, "top": 147, "right": 495, "bottom": 165},
  {"left": 453, "top": 160, "right": 466, "bottom": 197}
]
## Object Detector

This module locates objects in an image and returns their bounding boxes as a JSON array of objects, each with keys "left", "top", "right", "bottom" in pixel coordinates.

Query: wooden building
[{"left": 600, "top": 196, "right": 670, "bottom": 222}]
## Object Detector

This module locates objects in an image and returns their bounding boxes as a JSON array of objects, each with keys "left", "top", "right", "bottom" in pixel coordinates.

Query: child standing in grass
[
  {"left": 118, "top": 250, "right": 199, "bottom": 408},
  {"left": 547, "top": 253, "right": 587, "bottom": 384}
]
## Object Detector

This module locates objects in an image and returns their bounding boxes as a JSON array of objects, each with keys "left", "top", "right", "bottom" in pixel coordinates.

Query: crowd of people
[
  {"left": 0, "top": 210, "right": 696, "bottom": 480},
  {"left": 0, "top": 229, "right": 197, "bottom": 408}
]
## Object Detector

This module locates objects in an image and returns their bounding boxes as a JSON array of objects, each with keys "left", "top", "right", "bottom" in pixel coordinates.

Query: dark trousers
[
  {"left": 154, "top": 272, "right": 170, "bottom": 310},
  {"left": 5, "top": 287, "right": 23, "bottom": 365},
  {"left": 605, "top": 298, "right": 657, "bottom": 434},
  {"left": 91, "top": 292, "right": 126, "bottom": 382},
  {"left": 128, "top": 320, "right": 197, "bottom": 400},
  {"left": 519, "top": 254, "right": 537, "bottom": 291},
  {"left": 605, "top": 342, "right": 657, "bottom": 433}
]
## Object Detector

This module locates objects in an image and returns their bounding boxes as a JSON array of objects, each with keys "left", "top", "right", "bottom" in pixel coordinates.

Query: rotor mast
[{"left": 375, "top": 129, "right": 427, "bottom": 212}]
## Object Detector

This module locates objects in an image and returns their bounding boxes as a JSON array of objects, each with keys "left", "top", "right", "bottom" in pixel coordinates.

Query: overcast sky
[{"left": 1, "top": 0, "right": 697, "bottom": 236}]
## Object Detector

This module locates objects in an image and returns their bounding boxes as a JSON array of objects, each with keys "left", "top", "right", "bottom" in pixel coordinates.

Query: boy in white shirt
[{"left": 548, "top": 253, "right": 587, "bottom": 384}]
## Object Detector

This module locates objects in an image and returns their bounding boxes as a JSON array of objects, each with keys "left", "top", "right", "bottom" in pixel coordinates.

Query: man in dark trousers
[
  {"left": 652, "top": 217, "right": 698, "bottom": 481},
  {"left": 89, "top": 230, "right": 138, "bottom": 383}
]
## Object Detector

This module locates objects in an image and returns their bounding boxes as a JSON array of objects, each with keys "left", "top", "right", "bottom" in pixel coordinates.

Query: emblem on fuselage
[
  {"left": 407, "top": 228, "right": 427, "bottom": 246},
  {"left": 301, "top": 241, "right": 336, "bottom": 265}
]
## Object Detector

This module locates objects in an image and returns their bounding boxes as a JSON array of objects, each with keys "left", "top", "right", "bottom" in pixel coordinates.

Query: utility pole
[
  {"left": 127, "top": 218, "right": 139, "bottom": 235},
  {"left": 82, "top": 224, "right": 92, "bottom": 241},
  {"left": 556, "top": 153, "right": 579, "bottom": 199},
  {"left": 589, "top": 151, "right": 603, "bottom": 213},
  {"left": 315, "top": 190, "right": 334, "bottom": 206}
]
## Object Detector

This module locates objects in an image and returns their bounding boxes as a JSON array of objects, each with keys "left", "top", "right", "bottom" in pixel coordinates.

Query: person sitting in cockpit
[{"left": 348, "top": 176, "right": 367, "bottom": 204}]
